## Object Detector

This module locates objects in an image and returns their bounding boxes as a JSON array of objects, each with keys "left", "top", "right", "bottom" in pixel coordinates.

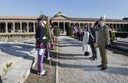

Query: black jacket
[
  {"left": 88, "top": 28, "right": 96, "bottom": 44},
  {"left": 35, "top": 26, "right": 46, "bottom": 48}
]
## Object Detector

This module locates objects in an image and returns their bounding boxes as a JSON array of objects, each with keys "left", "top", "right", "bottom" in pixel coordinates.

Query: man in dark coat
[{"left": 88, "top": 23, "right": 97, "bottom": 60}]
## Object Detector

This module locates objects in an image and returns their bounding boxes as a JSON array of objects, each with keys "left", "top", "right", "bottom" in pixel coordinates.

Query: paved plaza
[
  {"left": 0, "top": 36, "right": 128, "bottom": 83},
  {"left": 56, "top": 36, "right": 128, "bottom": 83}
]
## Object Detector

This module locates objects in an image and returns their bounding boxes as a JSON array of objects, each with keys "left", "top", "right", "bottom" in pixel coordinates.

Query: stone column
[
  {"left": 33, "top": 22, "right": 35, "bottom": 32},
  {"left": 20, "top": 22, "right": 22, "bottom": 33},
  {"left": 63, "top": 22, "right": 65, "bottom": 32},
  {"left": 74, "top": 22, "right": 76, "bottom": 26},
  {"left": 119, "top": 24, "right": 122, "bottom": 31},
  {"left": 13, "top": 22, "right": 15, "bottom": 33},
  {"left": 79, "top": 23, "right": 80, "bottom": 28},
  {"left": 69, "top": 22, "right": 71, "bottom": 26},
  {"left": 58, "top": 22, "right": 59, "bottom": 27},
  {"left": 112, "top": 24, "right": 114, "bottom": 30},
  {"left": 27, "top": 22, "right": 29, "bottom": 33},
  {"left": 5, "top": 22, "right": 8, "bottom": 33},
  {"left": 115, "top": 24, "right": 117, "bottom": 31}
]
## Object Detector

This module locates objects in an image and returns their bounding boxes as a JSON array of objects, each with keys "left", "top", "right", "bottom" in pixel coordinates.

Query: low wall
[
  {"left": 0, "top": 33, "right": 35, "bottom": 42},
  {"left": 110, "top": 41, "right": 128, "bottom": 54}
]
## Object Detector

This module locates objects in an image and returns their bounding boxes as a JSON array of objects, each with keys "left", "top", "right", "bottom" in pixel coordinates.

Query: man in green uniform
[{"left": 97, "top": 17, "right": 110, "bottom": 70}]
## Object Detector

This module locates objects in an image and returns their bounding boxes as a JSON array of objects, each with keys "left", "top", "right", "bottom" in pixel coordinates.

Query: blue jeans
[{"left": 37, "top": 48, "right": 46, "bottom": 73}]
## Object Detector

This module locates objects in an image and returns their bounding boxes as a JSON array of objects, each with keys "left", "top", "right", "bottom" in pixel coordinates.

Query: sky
[{"left": 0, "top": 0, "right": 128, "bottom": 19}]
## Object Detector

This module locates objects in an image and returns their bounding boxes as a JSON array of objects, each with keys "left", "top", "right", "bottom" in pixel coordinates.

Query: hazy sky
[{"left": 0, "top": 0, "right": 127, "bottom": 19}]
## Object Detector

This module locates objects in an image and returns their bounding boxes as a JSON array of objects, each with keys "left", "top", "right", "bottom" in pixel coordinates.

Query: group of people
[
  {"left": 82, "top": 17, "right": 110, "bottom": 70},
  {"left": 35, "top": 16, "right": 110, "bottom": 76},
  {"left": 35, "top": 15, "right": 54, "bottom": 76},
  {"left": 73, "top": 26, "right": 83, "bottom": 41}
]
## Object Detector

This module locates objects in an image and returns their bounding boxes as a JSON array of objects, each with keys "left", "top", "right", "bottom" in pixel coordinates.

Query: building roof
[
  {"left": 0, "top": 12, "right": 127, "bottom": 23},
  {"left": 0, "top": 16, "right": 38, "bottom": 20},
  {"left": 53, "top": 12, "right": 65, "bottom": 17},
  {"left": 52, "top": 12, "right": 127, "bottom": 22},
  {"left": 69, "top": 17, "right": 127, "bottom": 22},
  {"left": 69, "top": 17, "right": 98, "bottom": 21}
]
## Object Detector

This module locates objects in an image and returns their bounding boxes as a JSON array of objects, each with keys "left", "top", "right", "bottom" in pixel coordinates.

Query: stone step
[
  {"left": 0, "top": 55, "right": 23, "bottom": 76},
  {"left": 110, "top": 41, "right": 128, "bottom": 53},
  {"left": 0, "top": 42, "right": 37, "bottom": 83},
  {"left": 2, "top": 52, "right": 37, "bottom": 83},
  {"left": 112, "top": 41, "right": 128, "bottom": 47}
]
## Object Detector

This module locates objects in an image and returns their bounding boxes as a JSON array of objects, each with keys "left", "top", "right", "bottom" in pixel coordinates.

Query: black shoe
[
  {"left": 101, "top": 66, "right": 107, "bottom": 70},
  {"left": 97, "top": 64, "right": 103, "bottom": 67}
]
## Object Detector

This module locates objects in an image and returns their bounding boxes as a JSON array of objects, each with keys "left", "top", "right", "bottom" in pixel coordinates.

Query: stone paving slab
[
  {"left": 0, "top": 39, "right": 37, "bottom": 83},
  {"left": 57, "top": 36, "right": 128, "bottom": 83},
  {"left": 116, "top": 37, "right": 128, "bottom": 43}
]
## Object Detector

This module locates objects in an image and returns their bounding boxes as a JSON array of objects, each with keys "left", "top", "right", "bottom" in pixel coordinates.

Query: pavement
[
  {"left": 0, "top": 35, "right": 128, "bottom": 83},
  {"left": 0, "top": 39, "right": 37, "bottom": 83},
  {"left": 56, "top": 36, "right": 128, "bottom": 83}
]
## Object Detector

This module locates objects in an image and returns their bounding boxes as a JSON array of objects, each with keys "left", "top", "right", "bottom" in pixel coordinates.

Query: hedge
[
  {"left": 115, "top": 32, "right": 128, "bottom": 38},
  {"left": 66, "top": 26, "right": 73, "bottom": 36},
  {"left": 53, "top": 26, "right": 60, "bottom": 36}
]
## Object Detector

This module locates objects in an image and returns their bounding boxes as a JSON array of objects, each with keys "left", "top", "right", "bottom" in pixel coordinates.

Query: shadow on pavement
[
  {"left": 52, "top": 51, "right": 128, "bottom": 76},
  {"left": 58, "top": 61, "right": 128, "bottom": 76},
  {"left": 30, "top": 69, "right": 38, "bottom": 75},
  {"left": 108, "top": 48, "right": 128, "bottom": 56},
  {"left": 0, "top": 43, "right": 35, "bottom": 61}
]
